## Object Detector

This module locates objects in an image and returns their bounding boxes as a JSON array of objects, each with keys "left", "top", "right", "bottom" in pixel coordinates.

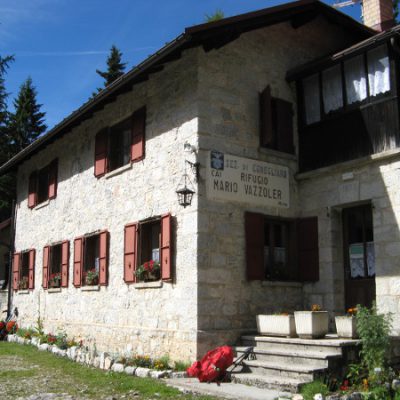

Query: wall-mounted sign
[{"left": 207, "top": 151, "right": 289, "bottom": 208}]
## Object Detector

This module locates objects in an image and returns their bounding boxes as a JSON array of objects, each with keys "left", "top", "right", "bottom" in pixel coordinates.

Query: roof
[
  {"left": 287, "top": 20, "right": 400, "bottom": 81},
  {"left": 0, "top": 0, "right": 373, "bottom": 175}
]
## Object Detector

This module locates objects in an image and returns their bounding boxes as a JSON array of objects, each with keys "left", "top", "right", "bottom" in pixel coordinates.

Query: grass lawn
[{"left": 0, "top": 342, "right": 215, "bottom": 399}]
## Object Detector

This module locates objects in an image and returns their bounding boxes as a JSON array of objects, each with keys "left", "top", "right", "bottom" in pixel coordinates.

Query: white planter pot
[
  {"left": 294, "top": 311, "right": 329, "bottom": 339},
  {"left": 335, "top": 316, "right": 358, "bottom": 339},
  {"left": 256, "top": 314, "right": 296, "bottom": 337}
]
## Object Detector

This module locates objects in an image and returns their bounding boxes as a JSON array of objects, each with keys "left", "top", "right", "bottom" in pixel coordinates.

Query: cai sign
[{"left": 207, "top": 151, "right": 289, "bottom": 208}]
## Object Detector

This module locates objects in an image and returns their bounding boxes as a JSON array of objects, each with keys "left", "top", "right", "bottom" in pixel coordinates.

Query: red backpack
[{"left": 187, "top": 346, "right": 234, "bottom": 382}]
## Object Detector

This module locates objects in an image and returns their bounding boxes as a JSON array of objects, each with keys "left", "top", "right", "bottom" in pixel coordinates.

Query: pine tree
[
  {"left": 204, "top": 9, "right": 225, "bottom": 22},
  {"left": 9, "top": 77, "right": 47, "bottom": 153},
  {"left": 0, "top": 55, "right": 15, "bottom": 220},
  {"left": 96, "top": 45, "right": 127, "bottom": 87}
]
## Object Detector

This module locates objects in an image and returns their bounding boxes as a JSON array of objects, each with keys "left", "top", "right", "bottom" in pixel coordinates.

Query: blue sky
[{"left": 0, "top": 0, "right": 362, "bottom": 130}]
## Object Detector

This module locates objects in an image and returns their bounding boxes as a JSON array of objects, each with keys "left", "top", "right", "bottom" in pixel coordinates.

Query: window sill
[
  {"left": 81, "top": 285, "right": 100, "bottom": 291},
  {"left": 34, "top": 199, "right": 50, "bottom": 210},
  {"left": 17, "top": 290, "right": 30, "bottom": 294},
  {"left": 261, "top": 280, "right": 302, "bottom": 288},
  {"left": 259, "top": 147, "right": 297, "bottom": 161},
  {"left": 48, "top": 288, "right": 61, "bottom": 293},
  {"left": 134, "top": 281, "right": 163, "bottom": 289},
  {"left": 105, "top": 163, "right": 132, "bottom": 179}
]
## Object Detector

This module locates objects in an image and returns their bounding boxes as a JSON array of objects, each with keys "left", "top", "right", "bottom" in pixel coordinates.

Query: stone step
[
  {"left": 235, "top": 346, "right": 340, "bottom": 368},
  {"left": 230, "top": 372, "right": 311, "bottom": 393},
  {"left": 242, "top": 359, "right": 325, "bottom": 380},
  {"left": 241, "top": 334, "right": 358, "bottom": 355}
]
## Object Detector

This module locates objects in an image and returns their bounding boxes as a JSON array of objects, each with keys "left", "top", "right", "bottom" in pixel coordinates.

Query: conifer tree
[
  {"left": 9, "top": 77, "right": 47, "bottom": 153},
  {"left": 96, "top": 45, "right": 127, "bottom": 87}
]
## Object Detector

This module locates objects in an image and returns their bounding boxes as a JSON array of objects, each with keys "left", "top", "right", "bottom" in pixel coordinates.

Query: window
[
  {"left": 73, "top": 231, "right": 108, "bottom": 287},
  {"left": 259, "top": 86, "right": 294, "bottom": 154},
  {"left": 301, "top": 44, "right": 391, "bottom": 125},
  {"left": 12, "top": 249, "right": 35, "bottom": 290},
  {"left": 245, "top": 212, "right": 319, "bottom": 282},
  {"left": 94, "top": 107, "right": 146, "bottom": 177},
  {"left": 28, "top": 159, "right": 58, "bottom": 208},
  {"left": 124, "top": 214, "right": 172, "bottom": 283},
  {"left": 42, "top": 241, "right": 69, "bottom": 289}
]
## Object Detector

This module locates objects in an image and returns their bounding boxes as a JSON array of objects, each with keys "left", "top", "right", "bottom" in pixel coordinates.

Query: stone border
[{"left": 6, "top": 334, "right": 187, "bottom": 380}]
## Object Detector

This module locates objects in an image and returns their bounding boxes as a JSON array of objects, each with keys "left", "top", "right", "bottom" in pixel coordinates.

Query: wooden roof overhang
[
  {"left": 286, "top": 24, "right": 400, "bottom": 82},
  {"left": 0, "top": 0, "right": 373, "bottom": 175}
]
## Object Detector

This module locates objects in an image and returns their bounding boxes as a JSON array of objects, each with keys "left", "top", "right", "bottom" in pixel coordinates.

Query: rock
[
  {"left": 112, "top": 363, "right": 125, "bottom": 373},
  {"left": 350, "top": 393, "right": 363, "bottom": 400},
  {"left": 393, "top": 379, "right": 400, "bottom": 390},
  {"left": 313, "top": 395, "right": 324, "bottom": 400},
  {"left": 104, "top": 356, "right": 114, "bottom": 370},
  {"left": 93, "top": 356, "right": 101, "bottom": 368},
  {"left": 326, "top": 395, "right": 340, "bottom": 400},
  {"left": 124, "top": 366, "right": 137, "bottom": 375},
  {"left": 135, "top": 367, "right": 151, "bottom": 377},
  {"left": 67, "top": 346, "right": 77, "bottom": 361},
  {"left": 38, "top": 343, "right": 49, "bottom": 351},
  {"left": 340, "top": 395, "right": 351, "bottom": 400},
  {"left": 292, "top": 395, "right": 304, "bottom": 400},
  {"left": 150, "top": 370, "right": 169, "bottom": 379},
  {"left": 7, "top": 334, "right": 16, "bottom": 342},
  {"left": 169, "top": 371, "right": 187, "bottom": 378},
  {"left": 99, "top": 352, "right": 108, "bottom": 369},
  {"left": 31, "top": 337, "right": 40, "bottom": 346}
]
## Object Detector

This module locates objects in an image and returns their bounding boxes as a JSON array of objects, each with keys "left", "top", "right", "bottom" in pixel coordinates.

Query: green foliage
[
  {"left": 96, "top": 45, "right": 127, "bottom": 87},
  {"left": 346, "top": 363, "right": 368, "bottom": 386},
  {"left": 9, "top": 76, "right": 47, "bottom": 153},
  {"left": 174, "top": 360, "right": 191, "bottom": 372},
  {"left": 364, "top": 384, "right": 392, "bottom": 400},
  {"left": 16, "top": 327, "right": 36, "bottom": 340},
  {"left": 356, "top": 303, "right": 392, "bottom": 374},
  {"left": 300, "top": 380, "right": 329, "bottom": 400},
  {"left": 35, "top": 317, "right": 45, "bottom": 336},
  {"left": 204, "top": 9, "right": 225, "bottom": 22}
]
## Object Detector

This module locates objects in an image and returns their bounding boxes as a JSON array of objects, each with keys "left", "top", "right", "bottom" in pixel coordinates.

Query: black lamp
[{"left": 176, "top": 160, "right": 196, "bottom": 207}]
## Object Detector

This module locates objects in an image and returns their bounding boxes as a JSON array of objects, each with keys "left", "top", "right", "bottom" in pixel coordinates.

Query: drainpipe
[{"left": 6, "top": 200, "right": 17, "bottom": 319}]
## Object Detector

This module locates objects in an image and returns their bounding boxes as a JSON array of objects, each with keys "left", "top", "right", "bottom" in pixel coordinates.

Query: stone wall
[
  {"left": 12, "top": 47, "right": 201, "bottom": 361},
  {"left": 195, "top": 17, "right": 355, "bottom": 353},
  {"left": 298, "top": 151, "right": 400, "bottom": 335}
]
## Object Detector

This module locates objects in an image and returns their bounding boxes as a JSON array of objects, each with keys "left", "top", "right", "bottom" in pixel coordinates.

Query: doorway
[{"left": 342, "top": 204, "right": 376, "bottom": 310}]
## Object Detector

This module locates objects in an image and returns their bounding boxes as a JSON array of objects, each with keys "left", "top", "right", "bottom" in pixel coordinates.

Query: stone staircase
[{"left": 229, "top": 334, "right": 360, "bottom": 393}]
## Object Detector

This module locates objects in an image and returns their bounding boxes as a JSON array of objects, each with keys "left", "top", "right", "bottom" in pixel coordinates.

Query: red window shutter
[
  {"left": 131, "top": 107, "right": 146, "bottom": 162},
  {"left": 161, "top": 213, "right": 172, "bottom": 281},
  {"left": 259, "top": 86, "right": 273, "bottom": 148},
  {"left": 73, "top": 237, "right": 83, "bottom": 287},
  {"left": 13, "top": 253, "right": 20, "bottom": 290},
  {"left": 99, "top": 230, "right": 109, "bottom": 286},
  {"left": 297, "top": 217, "right": 319, "bottom": 282},
  {"left": 48, "top": 159, "right": 58, "bottom": 199},
  {"left": 124, "top": 223, "right": 137, "bottom": 283},
  {"left": 275, "top": 98, "right": 294, "bottom": 154},
  {"left": 43, "top": 246, "right": 50, "bottom": 289},
  {"left": 61, "top": 240, "right": 69, "bottom": 287},
  {"left": 94, "top": 129, "right": 108, "bottom": 177},
  {"left": 28, "top": 249, "right": 35, "bottom": 289},
  {"left": 28, "top": 171, "right": 37, "bottom": 208},
  {"left": 245, "top": 212, "right": 265, "bottom": 280}
]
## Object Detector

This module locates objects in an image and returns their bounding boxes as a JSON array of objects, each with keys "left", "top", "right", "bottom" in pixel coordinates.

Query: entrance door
[{"left": 342, "top": 204, "right": 376, "bottom": 310}]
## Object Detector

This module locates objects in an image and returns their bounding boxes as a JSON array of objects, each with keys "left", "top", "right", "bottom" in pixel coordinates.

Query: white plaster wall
[
  {"left": 12, "top": 48, "right": 200, "bottom": 361},
  {"left": 195, "top": 17, "right": 354, "bottom": 351}
]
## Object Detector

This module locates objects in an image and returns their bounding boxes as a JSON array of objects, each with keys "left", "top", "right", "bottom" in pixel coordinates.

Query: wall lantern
[{"left": 176, "top": 159, "right": 198, "bottom": 208}]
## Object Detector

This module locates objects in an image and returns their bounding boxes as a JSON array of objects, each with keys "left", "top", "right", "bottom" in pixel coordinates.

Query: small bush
[
  {"left": 153, "top": 355, "right": 170, "bottom": 371},
  {"left": 174, "top": 360, "right": 191, "bottom": 372},
  {"left": 300, "top": 380, "right": 329, "bottom": 400},
  {"left": 356, "top": 303, "right": 392, "bottom": 374}
]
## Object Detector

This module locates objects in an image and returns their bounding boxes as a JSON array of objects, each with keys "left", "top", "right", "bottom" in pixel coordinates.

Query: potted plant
[
  {"left": 84, "top": 269, "right": 99, "bottom": 286},
  {"left": 135, "top": 260, "right": 160, "bottom": 282},
  {"left": 256, "top": 312, "right": 296, "bottom": 337},
  {"left": 49, "top": 272, "right": 61, "bottom": 288},
  {"left": 335, "top": 307, "right": 358, "bottom": 339},
  {"left": 294, "top": 304, "right": 329, "bottom": 339},
  {"left": 18, "top": 276, "right": 29, "bottom": 290}
]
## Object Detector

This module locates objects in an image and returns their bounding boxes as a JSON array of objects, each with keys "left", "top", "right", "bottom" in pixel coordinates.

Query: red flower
[
  {"left": 144, "top": 262, "right": 149, "bottom": 271},
  {"left": 6, "top": 321, "right": 17, "bottom": 333},
  {"left": 149, "top": 260, "right": 154, "bottom": 271}
]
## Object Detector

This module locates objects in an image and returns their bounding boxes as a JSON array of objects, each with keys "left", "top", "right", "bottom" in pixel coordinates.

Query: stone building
[{"left": 0, "top": 0, "right": 399, "bottom": 361}]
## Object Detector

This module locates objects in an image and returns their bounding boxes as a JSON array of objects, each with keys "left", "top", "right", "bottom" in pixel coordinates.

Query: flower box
[
  {"left": 294, "top": 311, "right": 329, "bottom": 339},
  {"left": 335, "top": 316, "right": 358, "bottom": 339},
  {"left": 256, "top": 314, "right": 296, "bottom": 338}
]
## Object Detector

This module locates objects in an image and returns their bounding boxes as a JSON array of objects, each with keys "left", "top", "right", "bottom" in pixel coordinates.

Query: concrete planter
[
  {"left": 256, "top": 314, "right": 296, "bottom": 337},
  {"left": 294, "top": 311, "right": 329, "bottom": 339},
  {"left": 335, "top": 316, "right": 358, "bottom": 338}
]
